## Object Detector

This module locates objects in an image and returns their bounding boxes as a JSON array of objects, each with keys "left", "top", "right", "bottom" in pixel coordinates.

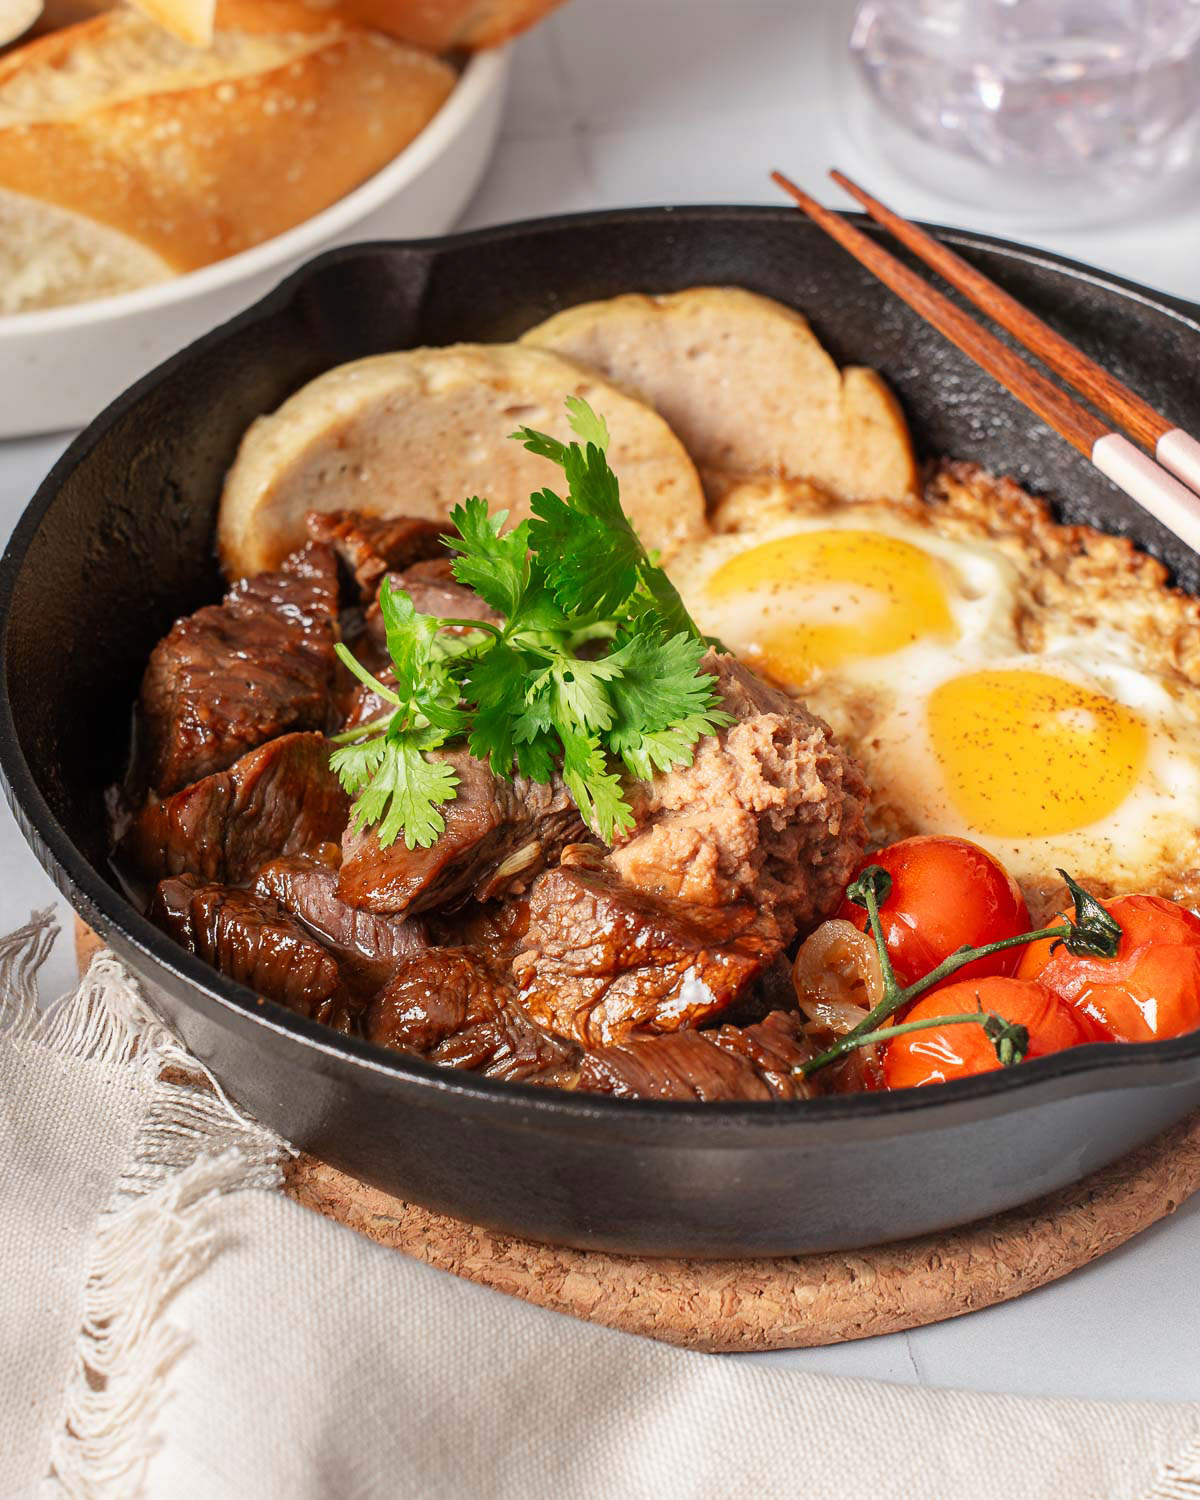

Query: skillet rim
[{"left": 4, "top": 203, "right": 1200, "bottom": 1128}]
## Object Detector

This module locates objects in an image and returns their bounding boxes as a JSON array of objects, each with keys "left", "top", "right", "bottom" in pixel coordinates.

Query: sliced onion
[{"left": 792, "top": 919, "right": 885, "bottom": 1034}]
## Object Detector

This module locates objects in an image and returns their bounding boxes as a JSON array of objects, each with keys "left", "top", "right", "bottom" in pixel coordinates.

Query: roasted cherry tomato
[
  {"left": 882, "top": 976, "right": 1087, "bottom": 1090},
  {"left": 837, "top": 836, "right": 1031, "bottom": 990},
  {"left": 1016, "top": 893, "right": 1200, "bottom": 1043}
]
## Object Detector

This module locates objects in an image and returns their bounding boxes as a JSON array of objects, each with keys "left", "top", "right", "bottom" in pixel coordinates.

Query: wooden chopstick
[
  {"left": 770, "top": 169, "right": 1200, "bottom": 554},
  {"left": 829, "top": 168, "right": 1200, "bottom": 498}
]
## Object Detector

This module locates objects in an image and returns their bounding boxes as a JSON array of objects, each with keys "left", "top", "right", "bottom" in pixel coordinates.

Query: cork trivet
[
  {"left": 281, "top": 1115, "right": 1200, "bottom": 1351},
  {"left": 75, "top": 918, "right": 1200, "bottom": 1351}
]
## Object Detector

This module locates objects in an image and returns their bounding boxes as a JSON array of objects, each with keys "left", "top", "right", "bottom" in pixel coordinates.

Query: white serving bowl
[{"left": 0, "top": 45, "right": 510, "bottom": 439}]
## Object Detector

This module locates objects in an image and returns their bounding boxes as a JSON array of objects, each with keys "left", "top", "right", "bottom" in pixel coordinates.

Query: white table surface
[{"left": 3, "top": 0, "right": 1199, "bottom": 1406}]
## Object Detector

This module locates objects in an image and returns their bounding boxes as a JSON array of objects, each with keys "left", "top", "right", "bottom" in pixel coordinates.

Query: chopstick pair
[{"left": 771, "top": 169, "right": 1200, "bottom": 554}]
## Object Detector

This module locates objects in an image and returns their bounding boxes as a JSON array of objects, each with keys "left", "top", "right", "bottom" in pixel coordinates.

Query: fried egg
[
  {"left": 669, "top": 511, "right": 1022, "bottom": 695},
  {"left": 669, "top": 501, "right": 1200, "bottom": 892},
  {"left": 872, "top": 652, "right": 1200, "bottom": 885}
]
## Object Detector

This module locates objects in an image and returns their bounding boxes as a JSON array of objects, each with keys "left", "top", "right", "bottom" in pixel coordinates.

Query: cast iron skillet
[{"left": 4, "top": 207, "right": 1200, "bottom": 1257}]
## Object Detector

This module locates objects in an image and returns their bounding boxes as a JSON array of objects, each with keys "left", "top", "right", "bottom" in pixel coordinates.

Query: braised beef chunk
[
  {"left": 125, "top": 732, "right": 348, "bottom": 885},
  {"left": 253, "top": 852, "right": 428, "bottom": 990},
  {"left": 337, "top": 750, "right": 586, "bottom": 915},
  {"left": 139, "top": 543, "right": 339, "bottom": 796},
  {"left": 151, "top": 874, "right": 341, "bottom": 1020},
  {"left": 429, "top": 898, "right": 531, "bottom": 968},
  {"left": 365, "top": 947, "right": 509, "bottom": 1053},
  {"left": 513, "top": 856, "right": 783, "bottom": 1046},
  {"left": 366, "top": 947, "right": 579, "bottom": 1084},
  {"left": 305, "top": 510, "right": 447, "bottom": 600},
  {"left": 429, "top": 1013, "right": 581, "bottom": 1085},
  {"left": 575, "top": 1011, "right": 813, "bottom": 1102},
  {"left": 363, "top": 566, "right": 499, "bottom": 657},
  {"left": 709, "top": 1010, "right": 815, "bottom": 1095},
  {"left": 720, "top": 952, "right": 795, "bottom": 1029},
  {"left": 610, "top": 649, "right": 869, "bottom": 940}
]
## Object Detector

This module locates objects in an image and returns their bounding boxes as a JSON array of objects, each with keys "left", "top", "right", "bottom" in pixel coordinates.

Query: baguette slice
[
  {"left": 33, "top": 0, "right": 565, "bottom": 48},
  {"left": 0, "top": 10, "right": 455, "bottom": 305},
  {"left": 30, "top": 0, "right": 213, "bottom": 43},
  {"left": 0, "top": 185, "right": 169, "bottom": 312},
  {"left": 0, "top": 0, "right": 40, "bottom": 46},
  {"left": 308, "top": 0, "right": 566, "bottom": 50},
  {"left": 522, "top": 287, "right": 918, "bottom": 504},
  {"left": 217, "top": 344, "right": 709, "bottom": 579},
  {"left": 129, "top": 0, "right": 213, "bottom": 46}
]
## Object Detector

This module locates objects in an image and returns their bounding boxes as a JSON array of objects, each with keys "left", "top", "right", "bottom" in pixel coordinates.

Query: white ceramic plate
[{"left": 0, "top": 45, "right": 510, "bottom": 440}]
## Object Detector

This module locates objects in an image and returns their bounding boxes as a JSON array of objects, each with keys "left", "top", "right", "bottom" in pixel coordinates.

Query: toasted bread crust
[{"left": 0, "top": 13, "right": 455, "bottom": 275}]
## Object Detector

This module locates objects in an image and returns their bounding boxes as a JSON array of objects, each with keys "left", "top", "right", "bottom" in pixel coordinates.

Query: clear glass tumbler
[{"left": 849, "top": 0, "right": 1200, "bottom": 221}]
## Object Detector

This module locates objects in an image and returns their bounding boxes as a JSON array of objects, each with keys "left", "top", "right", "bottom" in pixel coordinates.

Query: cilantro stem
[
  {"left": 800, "top": 1009, "right": 1023, "bottom": 1076},
  {"left": 440, "top": 618, "right": 501, "bottom": 639},
  {"left": 329, "top": 714, "right": 393, "bottom": 746},
  {"left": 333, "top": 643, "right": 401, "bottom": 706}
]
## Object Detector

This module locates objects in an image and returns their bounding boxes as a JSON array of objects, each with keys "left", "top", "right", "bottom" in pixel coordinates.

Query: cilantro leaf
[
  {"left": 329, "top": 733, "right": 389, "bottom": 795},
  {"left": 603, "top": 632, "right": 731, "bottom": 778},
  {"left": 510, "top": 426, "right": 569, "bottom": 466},
  {"left": 375, "top": 581, "right": 470, "bottom": 735},
  {"left": 550, "top": 655, "right": 620, "bottom": 734},
  {"left": 463, "top": 642, "right": 532, "bottom": 776},
  {"left": 565, "top": 396, "right": 610, "bottom": 451},
  {"left": 512, "top": 397, "right": 611, "bottom": 463},
  {"left": 376, "top": 582, "right": 440, "bottom": 695},
  {"left": 509, "top": 681, "right": 559, "bottom": 782},
  {"left": 444, "top": 498, "right": 531, "bottom": 619},
  {"left": 334, "top": 724, "right": 458, "bottom": 850},
  {"left": 518, "top": 407, "right": 703, "bottom": 634},
  {"left": 531, "top": 494, "right": 642, "bottom": 618},
  {"left": 628, "top": 558, "right": 706, "bottom": 642},
  {"left": 558, "top": 723, "right": 635, "bottom": 843}
]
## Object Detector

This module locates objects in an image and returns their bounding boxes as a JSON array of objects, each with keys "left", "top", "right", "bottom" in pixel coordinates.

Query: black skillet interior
[{"left": 4, "top": 206, "right": 1200, "bottom": 1256}]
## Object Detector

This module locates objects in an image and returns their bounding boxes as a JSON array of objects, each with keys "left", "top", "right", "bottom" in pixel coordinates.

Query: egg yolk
[
  {"left": 927, "top": 669, "right": 1148, "bottom": 837},
  {"left": 707, "top": 530, "right": 955, "bottom": 684}
]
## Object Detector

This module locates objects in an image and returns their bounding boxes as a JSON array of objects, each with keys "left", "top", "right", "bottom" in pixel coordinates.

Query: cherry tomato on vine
[
  {"left": 836, "top": 836, "right": 1031, "bottom": 990},
  {"left": 882, "top": 976, "right": 1087, "bottom": 1090},
  {"left": 1016, "top": 893, "right": 1200, "bottom": 1043}
]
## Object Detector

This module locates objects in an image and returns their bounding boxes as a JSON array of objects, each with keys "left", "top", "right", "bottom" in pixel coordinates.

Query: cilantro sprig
[{"left": 329, "top": 401, "right": 731, "bottom": 849}]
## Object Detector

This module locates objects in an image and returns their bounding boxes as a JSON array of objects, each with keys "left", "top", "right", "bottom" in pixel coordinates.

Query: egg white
[
  {"left": 864, "top": 649, "right": 1200, "bottom": 886},
  {"left": 670, "top": 505, "right": 1200, "bottom": 893},
  {"left": 669, "top": 506, "right": 1023, "bottom": 700}
]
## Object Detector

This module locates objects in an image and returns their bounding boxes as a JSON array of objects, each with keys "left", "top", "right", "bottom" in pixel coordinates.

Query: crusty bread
[
  {"left": 30, "top": 0, "right": 214, "bottom": 44},
  {"left": 33, "top": 0, "right": 564, "bottom": 47},
  {"left": 0, "top": 0, "right": 40, "bottom": 47},
  {"left": 0, "top": 8, "right": 455, "bottom": 311},
  {"left": 217, "top": 344, "right": 709, "bottom": 579},
  {"left": 0, "top": 186, "right": 169, "bottom": 312},
  {"left": 521, "top": 287, "right": 918, "bottom": 504},
  {"left": 305, "top": 0, "right": 566, "bottom": 50},
  {"left": 130, "top": 0, "right": 213, "bottom": 45}
]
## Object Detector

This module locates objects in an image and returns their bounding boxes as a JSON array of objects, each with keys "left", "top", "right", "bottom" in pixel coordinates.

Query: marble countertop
[{"left": 2, "top": 0, "right": 1198, "bottom": 1406}]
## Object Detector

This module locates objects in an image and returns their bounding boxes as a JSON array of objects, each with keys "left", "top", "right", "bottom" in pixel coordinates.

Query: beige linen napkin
[{"left": 3, "top": 912, "right": 1200, "bottom": 1500}]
